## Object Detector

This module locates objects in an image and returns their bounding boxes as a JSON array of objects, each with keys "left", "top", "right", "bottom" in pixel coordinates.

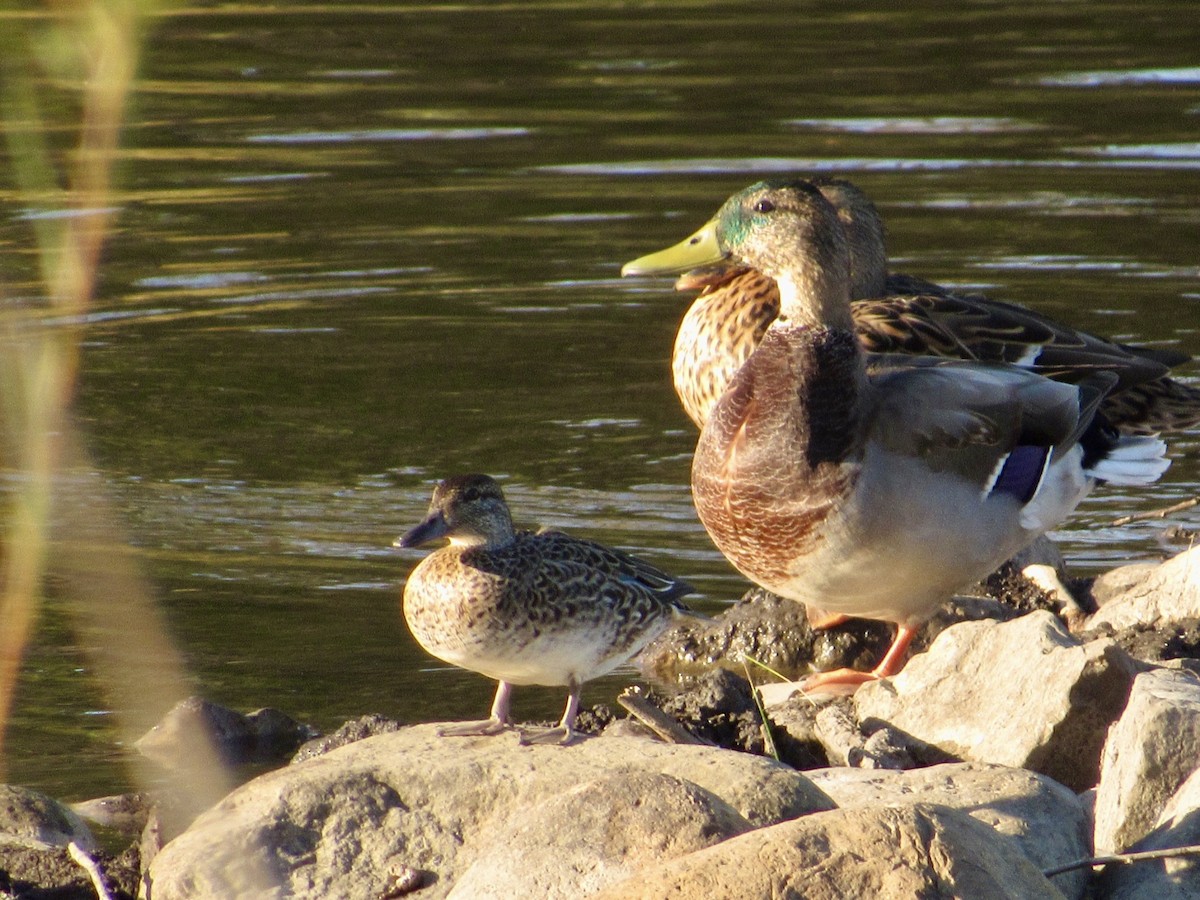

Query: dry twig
[
  {"left": 617, "top": 686, "right": 713, "bottom": 745},
  {"left": 1112, "top": 496, "right": 1200, "bottom": 527},
  {"left": 1044, "top": 842, "right": 1200, "bottom": 877}
]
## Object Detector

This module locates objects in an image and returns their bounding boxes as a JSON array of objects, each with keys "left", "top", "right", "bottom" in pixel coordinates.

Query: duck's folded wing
[
  {"left": 856, "top": 293, "right": 1175, "bottom": 391},
  {"left": 862, "top": 357, "right": 1116, "bottom": 481}
]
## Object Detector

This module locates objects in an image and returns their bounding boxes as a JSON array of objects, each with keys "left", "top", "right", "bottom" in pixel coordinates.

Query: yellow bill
[{"left": 620, "top": 218, "right": 726, "bottom": 277}]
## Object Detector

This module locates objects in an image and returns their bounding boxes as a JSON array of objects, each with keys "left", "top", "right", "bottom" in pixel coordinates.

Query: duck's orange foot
[{"left": 799, "top": 667, "right": 882, "bottom": 697}]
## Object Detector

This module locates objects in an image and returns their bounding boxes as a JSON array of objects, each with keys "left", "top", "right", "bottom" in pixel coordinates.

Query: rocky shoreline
[{"left": 4, "top": 545, "right": 1200, "bottom": 899}]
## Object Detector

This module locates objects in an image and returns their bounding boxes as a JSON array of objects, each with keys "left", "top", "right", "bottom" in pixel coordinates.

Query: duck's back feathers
[
  {"left": 503, "top": 530, "right": 694, "bottom": 610},
  {"left": 857, "top": 294, "right": 1172, "bottom": 391},
  {"left": 866, "top": 357, "right": 1085, "bottom": 455},
  {"left": 1101, "top": 377, "right": 1200, "bottom": 436},
  {"left": 863, "top": 356, "right": 1166, "bottom": 493}
]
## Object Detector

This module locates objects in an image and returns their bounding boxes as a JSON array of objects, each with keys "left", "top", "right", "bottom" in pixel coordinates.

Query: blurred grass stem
[{"left": 1, "top": 1, "right": 233, "bottom": 813}]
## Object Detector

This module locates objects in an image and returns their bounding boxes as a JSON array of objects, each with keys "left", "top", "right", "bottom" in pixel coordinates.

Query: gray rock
[
  {"left": 0, "top": 843, "right": 141, "bottom": 900},
  {"left": 0, "top": 784, "right": 96, "bottom": 852},
  {"left": 146, "top": 724, "right": 834, "bottom": 899},
  {"left": 136, "top": 695, "right": 319, "bottom": 769},
  {"left": 805, "top": 763, "right": 1091, "bottom": 900},
  {"left": 1093, "top": 668, "right": 1200, "bottom": 854},
  {"left": 803, "top": 700, "right": 920, "bottom": 769},
  {"left": 1096, "top": 765, "right": 1200, "bottom": 898},
  {"left": 291, "top": 713, "right": 404, "bottom": 763},
  {"left": 592, "top": 803, "right": 1067, "bottom": 900},
  {"left": 448, "top": 770, "right": 752, "bottom": 898},
  {"left": 854, "top": 611, "right": 1143, "bottom": 792},
  {"left": 0, "top": 785, "right": 119, "bottom": 900},
  {"left": 1088, "top": 547, "right": 1200, "bottom": 632},
  {"left": 1158, "top": 766, "right": 1200, "bottom": 837},
  {"left": 643, "top": 586, "right": 893, "bottom": 682},
  {"left": 70, "top": 791, "right": 157, "bottom": 835},
  {"left": 1089, "top": 562, "right": 1161, "bottom": 609}
]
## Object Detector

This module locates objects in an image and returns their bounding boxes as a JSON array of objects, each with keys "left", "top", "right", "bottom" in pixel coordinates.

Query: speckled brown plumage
[
  {"left": 397, "top": 473, "right": 694, "bottom": 744},
  {"left": 661, "top": 179, "right": 1198, "bottom": 435}
]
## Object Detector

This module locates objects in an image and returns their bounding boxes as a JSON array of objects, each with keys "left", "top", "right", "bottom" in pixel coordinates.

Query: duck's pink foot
[
  {"left": 437, "top": 717, "right": 509, "bottom": 738},
  {"left": 517, "top": 724, "right": 579, "bottom": 746},
  {"left": 517, "top": 680, "right": 582, "bottom": 745},
  {"left": 799, "top": 623, "right": 920, "bottom": 695}
]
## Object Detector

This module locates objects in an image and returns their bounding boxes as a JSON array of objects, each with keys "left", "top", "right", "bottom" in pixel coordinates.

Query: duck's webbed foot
[
  {"left": 517, "top": 723, "right": 577, "bottom": 746},
  {"left": 799, "top": 668, "right": 880, "bottom": 696},
  {"left": 437, "top": 717, "right": 510, "bottom": 738},
  {"left": 517, "top": 679, "right": 582, "bottom": 746},
  {"left": 438, "top": 680, "right": 514, "bottom": 738}
]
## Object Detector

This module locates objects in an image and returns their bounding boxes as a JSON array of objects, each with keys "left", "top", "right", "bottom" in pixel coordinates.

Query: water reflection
[
  {"left": 786, "top": 117, "right": 1044, "bottom": 134},
  {"left": 1038, "top": 67, "right": 1200, "bottom": 87},
  {"left": 245, "top": 127, "right": 532, "bottom": 143}
]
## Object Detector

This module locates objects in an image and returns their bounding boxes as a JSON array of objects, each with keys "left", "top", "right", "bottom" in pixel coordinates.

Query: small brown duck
[
  {"left": 626, "top": 176, "right": 1199, "bottom": 436},
  {"left": 623, "top": 180, "right": 1170, "bottom": 693},
  {"left": 396, "top": 474, "right": 695, "bottom": 744}
]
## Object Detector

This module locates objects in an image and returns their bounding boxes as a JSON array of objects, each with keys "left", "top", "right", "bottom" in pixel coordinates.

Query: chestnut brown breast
[{"left": 691, "top": 324, "right": 861, "bottom": 586}]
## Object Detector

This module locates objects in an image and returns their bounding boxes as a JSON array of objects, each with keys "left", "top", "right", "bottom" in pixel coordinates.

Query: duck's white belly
[
  {"left": 421, "top": 629, "right": 648, "bottom": 688},
  {"left": 765, "top": 448, "right": 1091, "bottom": 625}
]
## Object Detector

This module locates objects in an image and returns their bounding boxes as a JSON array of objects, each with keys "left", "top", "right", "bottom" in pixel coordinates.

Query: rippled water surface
[{"left": 5, "top": 1, "right": 1200, "bottom": 799}]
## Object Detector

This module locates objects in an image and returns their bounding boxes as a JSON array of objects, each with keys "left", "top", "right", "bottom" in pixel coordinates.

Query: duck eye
[
  {"left": 463, "top": 487, "right": 480, "bottom": 502},
  {"left": 753, "top": 199, "right": 775, "bottom": 214}
]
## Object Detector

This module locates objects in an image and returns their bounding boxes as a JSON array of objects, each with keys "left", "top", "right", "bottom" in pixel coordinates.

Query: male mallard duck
[
  {"left": 622, "top": 181, "right": 1170, "bottom": 692},
  {"left": 396, "top": 474, "right": 695, "bottom": 743},
  {"left": 625, "top": 176, "right": 1199, "bottom": 435}
]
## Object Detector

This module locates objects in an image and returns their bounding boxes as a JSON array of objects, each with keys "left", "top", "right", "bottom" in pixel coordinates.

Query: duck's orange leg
[{"left": 800, "top": 624, "right": 919, "bottom": 695}]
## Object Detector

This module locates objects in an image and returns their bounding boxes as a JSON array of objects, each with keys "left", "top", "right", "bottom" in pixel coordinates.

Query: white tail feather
[{"left": 1086, "top": 435, "right": 1171, "bottom": 486}]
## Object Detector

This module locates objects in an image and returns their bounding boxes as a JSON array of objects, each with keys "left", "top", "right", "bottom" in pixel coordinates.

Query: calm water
[{"left": 5, "top": 1, "right": 1200, "bottom": 800}]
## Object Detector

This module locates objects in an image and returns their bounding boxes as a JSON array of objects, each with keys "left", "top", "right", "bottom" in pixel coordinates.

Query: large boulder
[
  {"left": 448, "top": 770, "right": 750, "bottom": 898},
  {"left": 146, "top": 725, "right": 833, "bottom": 899},
  {"left": 805, "top": 762, "right": 1091, "bottom": 899},
  {"left": 1093, "top": 668, "right": 1200, "bottom": 854},
  {"left": 1097, "top": 765, "right": 1200, "bottom": 899},
  {"left": 854, "top": 611, "right": 1143, "bottom": 791},
  {"left": 591, "top": 803, "right": 1066, "bottom": 900}
]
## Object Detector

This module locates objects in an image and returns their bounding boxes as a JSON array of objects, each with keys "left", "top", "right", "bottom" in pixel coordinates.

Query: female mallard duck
[
  {"left": 625, "top": 176, "right": 1199, "bottom": 435},
  {"left": 623, "top": 181, "right": 1170, "bottom": 692},
  {"left": 396, "top": 474, "right": 695, "bottom": 743}
]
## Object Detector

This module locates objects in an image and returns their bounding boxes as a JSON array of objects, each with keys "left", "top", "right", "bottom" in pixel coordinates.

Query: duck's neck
[
  {"left": 840, "top": 200, "right": 888, "bottom": 299},
  {"left": 449, "top": 519, "right": 515, "bottom": 550},
  {"left": 776, "top": 271, "right": 855, "bottom": 332}
]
